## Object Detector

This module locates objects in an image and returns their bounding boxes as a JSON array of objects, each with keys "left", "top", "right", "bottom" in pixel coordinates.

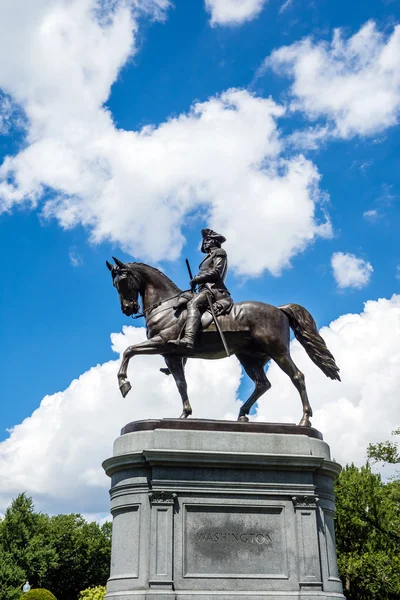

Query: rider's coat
[{"left": 195, "top": 247, "right": 229, "bottom": 300}]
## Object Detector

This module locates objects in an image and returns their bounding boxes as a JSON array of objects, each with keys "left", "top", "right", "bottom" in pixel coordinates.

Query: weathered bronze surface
[
  {"left": 169, "top": 229, "right": 232, "bottom": 350},
  {"left": 121, "top": 418, "right": 323, "bottom": 439},
  {"left": 107, "top": 230, "right": 340, "bottom": 426}
]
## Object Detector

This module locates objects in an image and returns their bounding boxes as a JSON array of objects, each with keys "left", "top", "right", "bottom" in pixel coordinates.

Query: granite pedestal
[{"left": 102, "top": 419, "right": 345, "bottom": 600}]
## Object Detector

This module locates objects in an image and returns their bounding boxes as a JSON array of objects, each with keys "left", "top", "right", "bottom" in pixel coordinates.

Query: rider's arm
[{"left": 192, "top": 249, "right": 227, "bottom": 284}]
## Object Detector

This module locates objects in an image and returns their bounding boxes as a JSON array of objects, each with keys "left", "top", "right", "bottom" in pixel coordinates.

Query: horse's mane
[{"left": 126, "top": 262, "right": 182, "bottom": 294}]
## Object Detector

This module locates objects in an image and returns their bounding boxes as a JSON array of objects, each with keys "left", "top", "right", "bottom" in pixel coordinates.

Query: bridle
[
  {"left": 113, "top": 270, "right": 141, "bottom": 315},
  {"left": 131, "top": 290, "right": 191, "bottom": 320},
  {"left": 114, "top": 268, "right": 189, "bottom": 320}
]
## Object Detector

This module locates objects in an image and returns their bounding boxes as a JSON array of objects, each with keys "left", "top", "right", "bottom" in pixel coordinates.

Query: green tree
[
  {"left": 42, "top": 515, "right": 111, "bottom": 600},
  {"left": 0, "top": 495, "right": 111, "bottom": 600},
  {"left": 0, "top": 494, "right": 57, "bottom": 588},
  {"left": 0, "top": 545, "right": 25, "bottom": 600},
  {"left": 367, "top": 428, "right": 400, "bottom": 470},
  {"left": 335, "top": 461, "right": 400, "bottom": 599}
]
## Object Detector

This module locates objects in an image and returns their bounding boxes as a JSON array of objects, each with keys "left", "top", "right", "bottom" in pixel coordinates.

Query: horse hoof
[
  {"left": 120, "top": 381, "right": 132, "bottom": 398},
  {"left": 179, "top": 410, "right": 192, "bottom": 419},
  {"left": 238, "top": 415, "right": 249, "bottom": 423},
  {"left": 298, "top": 416, "right": 312, "bottom": 427}
]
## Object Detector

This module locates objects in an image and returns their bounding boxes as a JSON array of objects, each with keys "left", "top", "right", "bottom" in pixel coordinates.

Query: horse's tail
[{"left": 279, "top": 304, "right": 341, "bottom": 381}]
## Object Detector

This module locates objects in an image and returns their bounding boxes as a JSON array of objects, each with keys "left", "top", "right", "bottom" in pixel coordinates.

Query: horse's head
[{"left": 106, "top": 257, "right": 141, "bottom": 317}]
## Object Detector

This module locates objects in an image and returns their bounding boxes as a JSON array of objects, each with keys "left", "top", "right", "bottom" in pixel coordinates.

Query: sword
[
  {"left": 185, "top": 258, "right": 194, "bottom": 284},
  {"left": 185, "top": 258, "right": 230, "bottom": 358}
]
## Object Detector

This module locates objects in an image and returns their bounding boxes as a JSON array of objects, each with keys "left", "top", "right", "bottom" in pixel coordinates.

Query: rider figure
[{"left": 169, "top": 228, "right": 231, "bottom": 350}]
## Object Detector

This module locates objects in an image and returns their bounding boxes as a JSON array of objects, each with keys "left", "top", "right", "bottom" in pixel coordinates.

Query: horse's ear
[
  {"left": 113, "top": 256, "right": 126, "bottom": 269},
  {"left": 106, "top": 260, "right": 113, "bottom": 271}
]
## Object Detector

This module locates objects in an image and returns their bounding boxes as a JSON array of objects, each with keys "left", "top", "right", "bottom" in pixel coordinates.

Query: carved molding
[
  {"left": 292, "top": 495, "right": 318, "bottom": 508},
  {"left": 149, "top": 491, "right": 177, "bottom": 505}
]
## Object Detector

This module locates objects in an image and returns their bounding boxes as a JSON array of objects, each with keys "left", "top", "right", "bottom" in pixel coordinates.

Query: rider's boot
[{"left": 169, "top": 311, "right": 201, "bottom": 349}]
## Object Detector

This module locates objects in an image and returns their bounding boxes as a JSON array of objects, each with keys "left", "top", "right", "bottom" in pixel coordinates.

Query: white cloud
[
  {"left": 267, "top": 21, "right": 400, "bottom": 139},
  {"left": 286, "top": 125, "right": 330, "bottom": 150},
  {"left": 205, "top": 0, "right": 267, "bottom": 26},
  {"left": 2, "top": 296, "right": 400, "bottom": 514},
  {"left": 0, "top": 326, "right": 242, "bottom": 514},
  {"left": 256, "top": 294, "right": 400, "bottom": 467},
  {"left": 0, "top": 0, "right": 331, "bottom": 277},
  {"left": 82, "top": 512, "right": 112, "bottom": 525},
  {"left": 37, "top": 89, "right": 331, "bottom": 277},
  {"left": 68, "top": 247, "right": 83, "bottom": 267},
  {"left": 331, "top": 251, "right": 373, "bottom": 289},
  {"left": 0, "top": 94, "right": 13, "bottom": 135},
  {"left": 352, "top": 159, "right": 373, "bottom": 172},
  {"left": 363, "top": 209, "right": 379, "bottom": 221},
  {"left": 279, "top": 0, "right": 293, "bottom": 14}
]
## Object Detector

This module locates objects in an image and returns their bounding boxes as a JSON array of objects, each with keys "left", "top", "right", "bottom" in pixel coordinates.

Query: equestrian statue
[{"left": 106, "top": 228, "right": 340, "bottom": 426}]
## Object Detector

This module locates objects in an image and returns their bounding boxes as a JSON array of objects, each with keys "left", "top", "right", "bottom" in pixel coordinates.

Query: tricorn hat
[{"left": 201, "top": 228, "right": 226, "bottom": 253}]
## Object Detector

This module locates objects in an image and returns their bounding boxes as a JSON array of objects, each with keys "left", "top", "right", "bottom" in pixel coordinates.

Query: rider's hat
[{"left": 201, "top": 228, "right": 226, "bottom": 253}]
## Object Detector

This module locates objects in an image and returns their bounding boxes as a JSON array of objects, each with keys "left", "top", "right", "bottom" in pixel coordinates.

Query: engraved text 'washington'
[{"left": 196, "top": 532, "right": 272, "bottom": 544}]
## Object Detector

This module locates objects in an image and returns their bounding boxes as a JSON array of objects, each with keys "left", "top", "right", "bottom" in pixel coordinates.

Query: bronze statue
[
  {"left": 169, "top": 229, "right": 232, "bottom": 349},
  {"left": 106, "top": 230, "right": 340, "bottom": 426}
]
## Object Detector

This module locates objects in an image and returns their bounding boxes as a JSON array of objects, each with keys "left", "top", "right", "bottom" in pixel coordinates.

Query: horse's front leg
[
  {"left": 118, "top": 336, "right": 165, "bottom": 397},
  {"left": 163, "top": 355, "right": 192, "bottom": 418}
]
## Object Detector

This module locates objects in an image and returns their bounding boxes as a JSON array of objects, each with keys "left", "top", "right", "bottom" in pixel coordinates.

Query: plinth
[{"left": 102, "top": 419, "right": 345, "bottom": 600}]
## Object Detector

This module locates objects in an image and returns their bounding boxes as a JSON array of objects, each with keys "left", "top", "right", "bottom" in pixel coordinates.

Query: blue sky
[{"left": 0, "top": 0, "right": 399, "bottom": 516}]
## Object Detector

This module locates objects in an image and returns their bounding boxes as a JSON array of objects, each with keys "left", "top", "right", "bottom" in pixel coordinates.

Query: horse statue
[{"left": 106, "top": 258, "right": 340, "bottom": 426}]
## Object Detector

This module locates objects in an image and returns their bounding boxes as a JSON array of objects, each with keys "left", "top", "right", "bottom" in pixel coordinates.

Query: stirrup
[{"left": 168, "top": 337, "right": 194, "bottom": 349}]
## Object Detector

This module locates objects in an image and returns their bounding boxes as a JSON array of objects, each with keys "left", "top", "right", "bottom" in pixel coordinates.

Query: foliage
[
  {"left": 0, "top": 494, "right": 111, "bottom": 600},
  {"left": 0, "top": 545, "right": 24, "bottom": 600},
  {"left": 23, "top": 589, "right": 57, "bottom": 600},
  {"left": 335, "top": 460, "right": 400, "bottom": 599},
  {"left": 367, "top": 427, "right": 400, "bottom": 469},
  {"left": 78, "top": 586, "right": 106, "bottom": 600},
  {"left": 43, "top": 515, "right": 111, "bottom": 600},
  {"left": 0, "top": 494, "right": 57, "bottom": 589}
]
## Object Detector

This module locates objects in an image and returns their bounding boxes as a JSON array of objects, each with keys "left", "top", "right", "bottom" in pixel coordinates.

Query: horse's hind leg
[
  {"left": 236, "top": 354, "right": 271, "bottom": 422},
  {"left": 163, "top": 355, "right": 192, "bottom": 418},
  {"left": 272, "top": 352, "right": 312, "bottom": 427},
  {"left": 160, "top": 357, "right": 188, "bottom": 376}
]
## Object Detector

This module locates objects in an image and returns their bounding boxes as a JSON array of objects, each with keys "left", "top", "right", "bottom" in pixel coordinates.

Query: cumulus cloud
[
  {"left": 205, "top": 0, "right": 267, "bottom": 26},
  {"left": 286, "top": 125, "right": 330, "bottom": 150},
  {"left": 256, "top": 294, "right": 400, "bottom": 467},
  {"left": 2, "top": 296, "right": 400, "bottom": 514},
  {"left": 331, "top": 252, "right": 373, "bottom": 290},
  {"left": 0, "top": 0, "right": 331, "bottom": 277},
  {"left": 0, "top": 326, "right": 242, "bottom": 515},
  {"left": 267, "top": 21, "right": 400, "bottom": 139},
  {"left": 0, "top": 94, "right": 13, "bottom": 135}
]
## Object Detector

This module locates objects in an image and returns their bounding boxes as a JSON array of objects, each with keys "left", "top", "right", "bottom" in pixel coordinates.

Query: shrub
[
  {"left": 78, "top": 586, "right": 106, "bottom": 600},
  {"left": 23, "top": 590, "right": 57, "bottom": 600}
]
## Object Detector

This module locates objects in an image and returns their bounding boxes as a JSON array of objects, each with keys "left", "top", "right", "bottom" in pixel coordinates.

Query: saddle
[
  {"left": 173, "top": 292, "right": 233, "bottom": 331},
  {"left": 201, "top": 296, "right": 234, "bottom": 329}
]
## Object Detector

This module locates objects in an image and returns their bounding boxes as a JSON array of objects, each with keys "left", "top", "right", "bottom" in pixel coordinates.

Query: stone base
[
  {"left": 102, "top": 419, "right": 345, "bottom": 600},
  {"left": 103, "top": 592, "right": 346, "bottom": 600}
]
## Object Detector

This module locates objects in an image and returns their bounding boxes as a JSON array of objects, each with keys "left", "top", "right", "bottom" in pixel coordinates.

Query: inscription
[
  {"left": 196, "top": 531, "right": 272, "bottom": 545},
  {"left": 184, "top": 505, "right": 288, "bottom": 578}
]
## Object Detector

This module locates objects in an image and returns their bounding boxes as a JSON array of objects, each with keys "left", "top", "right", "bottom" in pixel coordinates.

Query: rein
[{"left": 131, "top": 289, "right": 191, "bottom": 320}]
